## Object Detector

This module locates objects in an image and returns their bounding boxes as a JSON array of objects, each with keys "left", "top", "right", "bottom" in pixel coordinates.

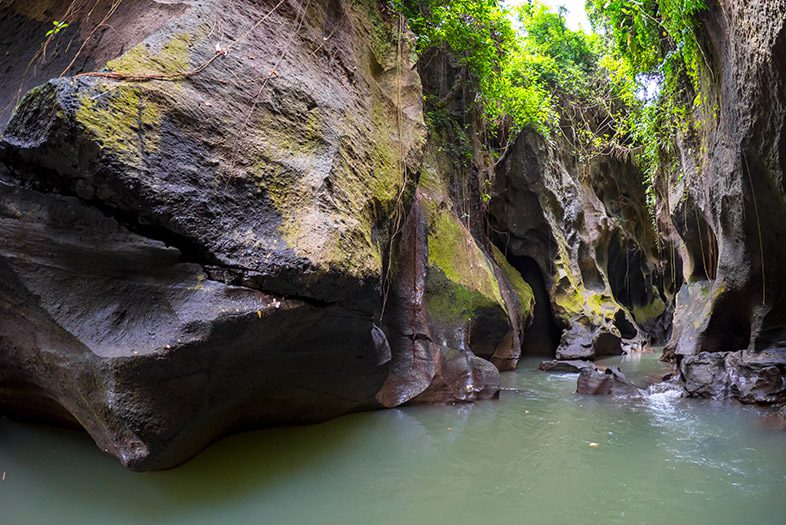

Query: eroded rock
[
  {"left": 490, "top": 131, "right": 671, "bottom": 362},
  {"left": 650, "top": 1, "right": 786, "bottom": 401},
  {"left": 680, "top": 349, "right": 786, "bottom": 404},
  {"left": 0, "top": 0, "right": 536, "bottom": 469},
  {"left": 538, "top": 359, "right": 594, "bottom": 373},
  {"left": 0, "top": 0, "right": 430, "bottom": 470},
  {"left": 577, "top": 366, "right": 640, "bottom": 397}
]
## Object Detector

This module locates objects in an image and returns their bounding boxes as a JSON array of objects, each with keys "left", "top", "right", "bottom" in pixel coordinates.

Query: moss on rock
[
  {"left": 75, "top": 82, "right": 162, "bottom": 161},
  {"left": 632, "top": 296, "right": 667, "bottom": 324},
  {"left": 107, "top": 32, "right": 196, "bottom": 77},
  {"left": 491, "top": 244, "right": 535, "bottom": 319},
  {"left": 423, "top": 197, "right": 505, "bottom": 323}
]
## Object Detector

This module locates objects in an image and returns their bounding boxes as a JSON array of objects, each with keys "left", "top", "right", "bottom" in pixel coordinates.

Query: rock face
[
  {"left": 489, "top": 131, "right": 674, "bottom": 362},
  {"left": 539, "top": 359, "right": 594, "bottom": 373},
  {"left": 680, "top": 350, "right": 786, "bottom": 404},
  {"left": 373, "top": 188, "right": 514, "bottom": 407},
  {"left": 3, "top": 0, "right": 784, "bottom": 472},
  {"left": 376, "top": 49, "right": 538, "bottom": 403},
  {"left": 660, "top": 0, "right": 786, "bottom": 400},
  {"left": 576, "top": 366, "right": 640, "bottom": 397},
  {"left": 0, "top": 0, "right": 534, "bottom": 470},
  {"left": 1, "top": 0, "right": 428, "bottom": 470}
]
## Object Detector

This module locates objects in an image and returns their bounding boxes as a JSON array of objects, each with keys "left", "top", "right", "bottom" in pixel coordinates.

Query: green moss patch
[
  {"left": 75, "top": 83, "right": 162, "bottom": 160},
  {"left": 491, "top": 245, "right": 535, "bottom": 319},
  {"left": 423, "top": 200, "right": 505, "bottom": 323},
  {"left": 632, "top": 296, "right": 667, "bottom": 324},
  {"left": 107, "top": 32, "right": 195, "bottom": 77}
]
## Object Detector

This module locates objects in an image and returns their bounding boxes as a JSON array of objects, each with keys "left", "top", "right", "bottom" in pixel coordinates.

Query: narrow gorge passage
[{"left": 1, "top": 0, "right": 786, "bottom": 523}]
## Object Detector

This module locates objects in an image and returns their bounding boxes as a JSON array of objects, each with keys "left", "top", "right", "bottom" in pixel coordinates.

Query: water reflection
[{"left": 2, "top": 355, "right": 786, "bottom": 524}]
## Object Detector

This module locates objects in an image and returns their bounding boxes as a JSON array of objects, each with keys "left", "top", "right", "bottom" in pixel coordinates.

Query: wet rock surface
[
  {"left": 680, "top": 349, "right": 786, "bottom": 404},
  {"left": 538, "top": 359, "right": 594, "bottom": 373},
  {"left": 577, "top": 366, "right": 641, "bottom": 397}
]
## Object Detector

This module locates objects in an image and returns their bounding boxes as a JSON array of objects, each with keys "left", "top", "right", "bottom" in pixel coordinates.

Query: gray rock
[
  {"left": 0, "top": 0, "right": 429, "bottom": 471},
  {"left": 663, "top": 1, "right": 786, "bottom": 370},
  {"left": 0, "top": 0, "right": 528, "bottom": 470},
  {"left": 577, "top": 366, "right": 641, "bottom": 397},
  {"left": 680, "top": 349, "right": 786, "bottom": 404},
  {"left": 538, "top": 359, "right": 594, "bottom": 373}
]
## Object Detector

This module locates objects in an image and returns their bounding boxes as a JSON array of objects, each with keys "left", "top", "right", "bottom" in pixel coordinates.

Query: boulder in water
[
  {"left": 680, "top": 350, "right": 786, "bottom": 404},
  {"left": 538, "top": 359, "right": 594, "bottom": 373},
  {"left": 577, "top": 366, "right": 640, "bottom": 397}
]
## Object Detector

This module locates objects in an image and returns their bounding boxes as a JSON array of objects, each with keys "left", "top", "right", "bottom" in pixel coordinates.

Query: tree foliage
[
  {"left": 587, "top": 0, "right": 707, "bottom": 91},
  {"left": 393, "top": 0, "right": 709, "bottom": 216},
  {"left": 587, "top": 0, "right": 709, "bottom": 212},
  {"left": 394, "top": 0, "right": 636, "bottom": 153}
]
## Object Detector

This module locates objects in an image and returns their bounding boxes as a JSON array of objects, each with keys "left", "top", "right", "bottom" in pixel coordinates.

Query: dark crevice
[
  {"left": 578, "top": 242, "right": 605, "bottom": 291},
  {"left": 594, "top": 332, "right": 623, "bottom": 358},
  {"left": 614, "top": 310, "right": 638, "bottom": 340},
  {"left": 504, "top": 253, "right": 561, "bottom": 357},
  {"left": 607, "top": 231, "right": 647, "bottom": 308},
  {"left": 5, "top": 158, "right": 220, "bottom": 267},
  {"left": 701, "top": 291, "right": 752, "bottom": 353},
  {"left": 676, "top": 199, "right": 718, "bottom": 281}
]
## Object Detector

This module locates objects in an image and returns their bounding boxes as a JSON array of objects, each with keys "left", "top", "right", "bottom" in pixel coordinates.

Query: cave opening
[
  {"left": 505, "top": 254, "right": 562, "bottom": 357},
  {"left": 701, "top": 292, "right": 753, "bottom": 353},
  {"left": 607, "top": 233, "right": 649, "bottom": 309}
]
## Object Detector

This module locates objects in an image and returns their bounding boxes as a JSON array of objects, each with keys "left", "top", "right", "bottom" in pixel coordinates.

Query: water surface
[{"left": 2, "top": 354, "right": 785, "bottom": 524}]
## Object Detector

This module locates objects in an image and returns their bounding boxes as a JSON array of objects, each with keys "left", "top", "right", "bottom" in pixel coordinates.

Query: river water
[{"left": 2, "top": 354, "right": 785, "bottom": 524}]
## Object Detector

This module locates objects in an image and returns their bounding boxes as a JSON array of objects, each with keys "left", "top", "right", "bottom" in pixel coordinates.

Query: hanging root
[
  {"left": 74, "top": 49, "right": 226, "bottom": 82},
  {"left": 743, "top": 153, "right": 766, "bottom": 305},
  {"left": 380, "top": 12, "right": 407, "bottom": 322}
]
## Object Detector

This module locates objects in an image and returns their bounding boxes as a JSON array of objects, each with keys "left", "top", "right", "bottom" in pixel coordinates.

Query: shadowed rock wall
[
  {"left": 0, "top": 0, "right": 533, "bottom": 469},
  {"left": 662, "top": 0, "right": 786, "bottom": 403}
]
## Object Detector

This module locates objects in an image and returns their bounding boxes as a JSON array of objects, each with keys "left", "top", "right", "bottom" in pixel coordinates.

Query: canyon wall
[
  {"left": 662, "top": 0, "right": 786, "bottom": 404},
  {"left": 2, "top": 0, "right": 784, "bottom": 471},
  {"left": 489, "top": 131, "right": 676, "bottom": 362},
  {"left": 0, "top": 0, "right": 530, "bottom": 469}
]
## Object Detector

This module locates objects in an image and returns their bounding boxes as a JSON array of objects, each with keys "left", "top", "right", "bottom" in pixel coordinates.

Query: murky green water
[{"left": 2, "top": 354, "right": 785, "bottom": 524}]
